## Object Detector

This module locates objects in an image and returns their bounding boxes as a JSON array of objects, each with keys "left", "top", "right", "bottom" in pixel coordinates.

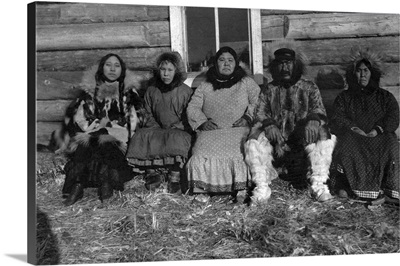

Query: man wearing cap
[{"left": 244, "top": 47, "right": 336, "bottom": 203}]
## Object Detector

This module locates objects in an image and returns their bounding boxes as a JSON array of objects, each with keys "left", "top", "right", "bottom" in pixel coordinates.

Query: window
[{"left": 169, "top": 6, "right": 263, "bottom": 86}]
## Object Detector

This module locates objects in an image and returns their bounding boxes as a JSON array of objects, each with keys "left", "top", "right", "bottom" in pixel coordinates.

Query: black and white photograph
[{"left": 2, "top": 0, "right": 400, "bottom": 265}]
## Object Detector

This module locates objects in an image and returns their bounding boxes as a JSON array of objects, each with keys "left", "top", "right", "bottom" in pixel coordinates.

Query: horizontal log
[
  {"left": 380, "top": 64, "right": 400, "bottom": 87},
  {"left": 261, "top": 9, "right": 323, "bottom": 16},
  {"left": 261, "top": 13, "right": 399, "bottom": 40},
  {"left": 37, "top": 122, "right": 63, "bottom": 145},
  {"left": 262, "top": 36, "right": 400, "bottom": 65},
  {"left": 36, "top": 21, "right": 170, "bottom": 51},
  {"left": 37, "top": 100, "right": 72, "bottom": 122},
  {"left": 36, "top": 71, "right": 84, "bottom": 100},
  {"left": 36, "top": 70, "right": 153, "bottom": 100},
  {"left": 36, "top": 47, "right": 170, "bottom": 71},
  {"left": 261, "top": 15, "right": 286, "bottom": 39},
  {"left": 286, "top": 13, "right": 400, "bottom": 39},
  {"left": 35, "top": 3, "right": 168, "bottom": 25}
]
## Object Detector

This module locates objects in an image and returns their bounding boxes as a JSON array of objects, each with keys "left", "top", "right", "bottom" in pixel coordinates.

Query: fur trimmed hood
[
  {"left": 151, "top": 51, "right": 187, "bottom": 91},
  {"left": 155, "top": 51, "right": 187, "bottom": 81},
  {"left": 263, "top": 40, "right": 309, "bottom": 86},
  {"left": 344, "top": 46, "right": 385, "bottom": 90}
]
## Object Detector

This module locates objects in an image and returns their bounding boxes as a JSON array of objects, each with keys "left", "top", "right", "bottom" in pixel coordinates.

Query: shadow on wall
[
  {"left": 37, "top": 207, "right": 60, "bottom": 265},
  {"left": 315, "top": 67, "right": 346, "bottom": 119}
]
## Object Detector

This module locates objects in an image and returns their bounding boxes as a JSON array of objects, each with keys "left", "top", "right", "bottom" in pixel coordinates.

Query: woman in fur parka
[
  {"left": 330, "top": 48, "right": 399, "bottom": 205},
  {"left": 61, "top": 53, "right": 144, "bottom": 206}
]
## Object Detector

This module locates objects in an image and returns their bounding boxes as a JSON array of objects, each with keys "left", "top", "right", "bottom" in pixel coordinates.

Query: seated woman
[
  {"left": 61, "top": 53, "right": 143, "bottom": 206},
  {"left": 186, "top": 46, "right": 260, "bottom": 202},
  {"left": 330, "top": 48, "right": 399, "bottom": 205},
  {"left": 125, "top": 52, "right": 193, "bottom": 193}
]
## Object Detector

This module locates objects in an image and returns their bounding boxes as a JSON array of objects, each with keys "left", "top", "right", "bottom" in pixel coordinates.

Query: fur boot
[
  {"left": 244, "top": 132, "right": 278, "bottom": 204},
  {"left": 305, "top": 135, "right": 337, "bottom": 202}
]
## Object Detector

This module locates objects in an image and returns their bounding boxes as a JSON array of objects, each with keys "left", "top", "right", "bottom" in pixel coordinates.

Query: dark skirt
[
  {"left": 62, "top": 129, "right": 133, "bottom": 195},
  {"left": 331, "top": 131, "right": 399, "bottom": 199},
  {"left": 126, "top": 127, "right": 192, "bottom": 167}
]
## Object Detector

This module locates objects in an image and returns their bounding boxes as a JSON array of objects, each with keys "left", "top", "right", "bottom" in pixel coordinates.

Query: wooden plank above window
[
  {"left": 36, "top": 21, "right": 170, "bottom": 51},
  {"left": 261, "top": 13, "right": 399, "bottom": 40},
  {"left": 35, "top": 3, "right": 169, "bottom": 25}
]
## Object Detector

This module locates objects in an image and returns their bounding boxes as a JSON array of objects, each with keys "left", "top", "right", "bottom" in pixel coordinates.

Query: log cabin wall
[
  {"left": 260, "top": 9, "right": 400, "bottom": 137},
  {"left": 35, "top": 2, "right": 171, "bottom": 145},
  {"left": 35, "top": 3, "right": 400, "bottom": 145}
]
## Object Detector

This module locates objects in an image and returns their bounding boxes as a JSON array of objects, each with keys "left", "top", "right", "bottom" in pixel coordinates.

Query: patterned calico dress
[
  {"left": 126, "top": 84, "right": 193, "bottom": 168},
  {"left": 330, "top": 86, "right": 399, "bottom": 199},
  {"left": 186, "top": 76, "right": 260, "bottom": 192}
]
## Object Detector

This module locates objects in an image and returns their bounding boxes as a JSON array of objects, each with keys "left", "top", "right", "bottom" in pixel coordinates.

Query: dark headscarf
[{"left": 206, "top": 46, "right": 247, "bottom": 90}]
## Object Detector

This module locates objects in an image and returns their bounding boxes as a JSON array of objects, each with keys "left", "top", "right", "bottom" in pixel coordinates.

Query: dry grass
[{"left": 35, "top": 151, "right": 400, "bottom": 265}]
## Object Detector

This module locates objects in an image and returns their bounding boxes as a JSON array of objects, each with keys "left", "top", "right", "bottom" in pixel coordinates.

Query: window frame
[{"left": 169, "top": 6, "right": 263, "bottom": 86}]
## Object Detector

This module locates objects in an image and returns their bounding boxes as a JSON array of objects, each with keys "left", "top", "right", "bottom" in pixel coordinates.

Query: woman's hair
[
  {"left": 95, "top": 53, "right": 127, "bottom": 85},
  {"left": 153, "top": 51, "right": 187, "bottom": 89},
  {"left": 345, "top": 47, "right": 384, "bottom": 89}
]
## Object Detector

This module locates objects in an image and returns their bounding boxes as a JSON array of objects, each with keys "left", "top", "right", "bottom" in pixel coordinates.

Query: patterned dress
[
  {"left": 186, "top": 76, "right": 260, "bottom": 192},
  {"left": 126, "top": 84, "right": 193, "bottom": 167},
  {"left": 330, "top": 86, "right": 399, "bottom": 199}
]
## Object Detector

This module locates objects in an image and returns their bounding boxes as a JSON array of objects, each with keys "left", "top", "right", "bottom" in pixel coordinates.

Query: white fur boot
[
  {"left": 244, "top": 132, "right": 278, "bottom": 204},
  {"left": 305, "top": 135, "right": 337, "bottom": 202}
]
